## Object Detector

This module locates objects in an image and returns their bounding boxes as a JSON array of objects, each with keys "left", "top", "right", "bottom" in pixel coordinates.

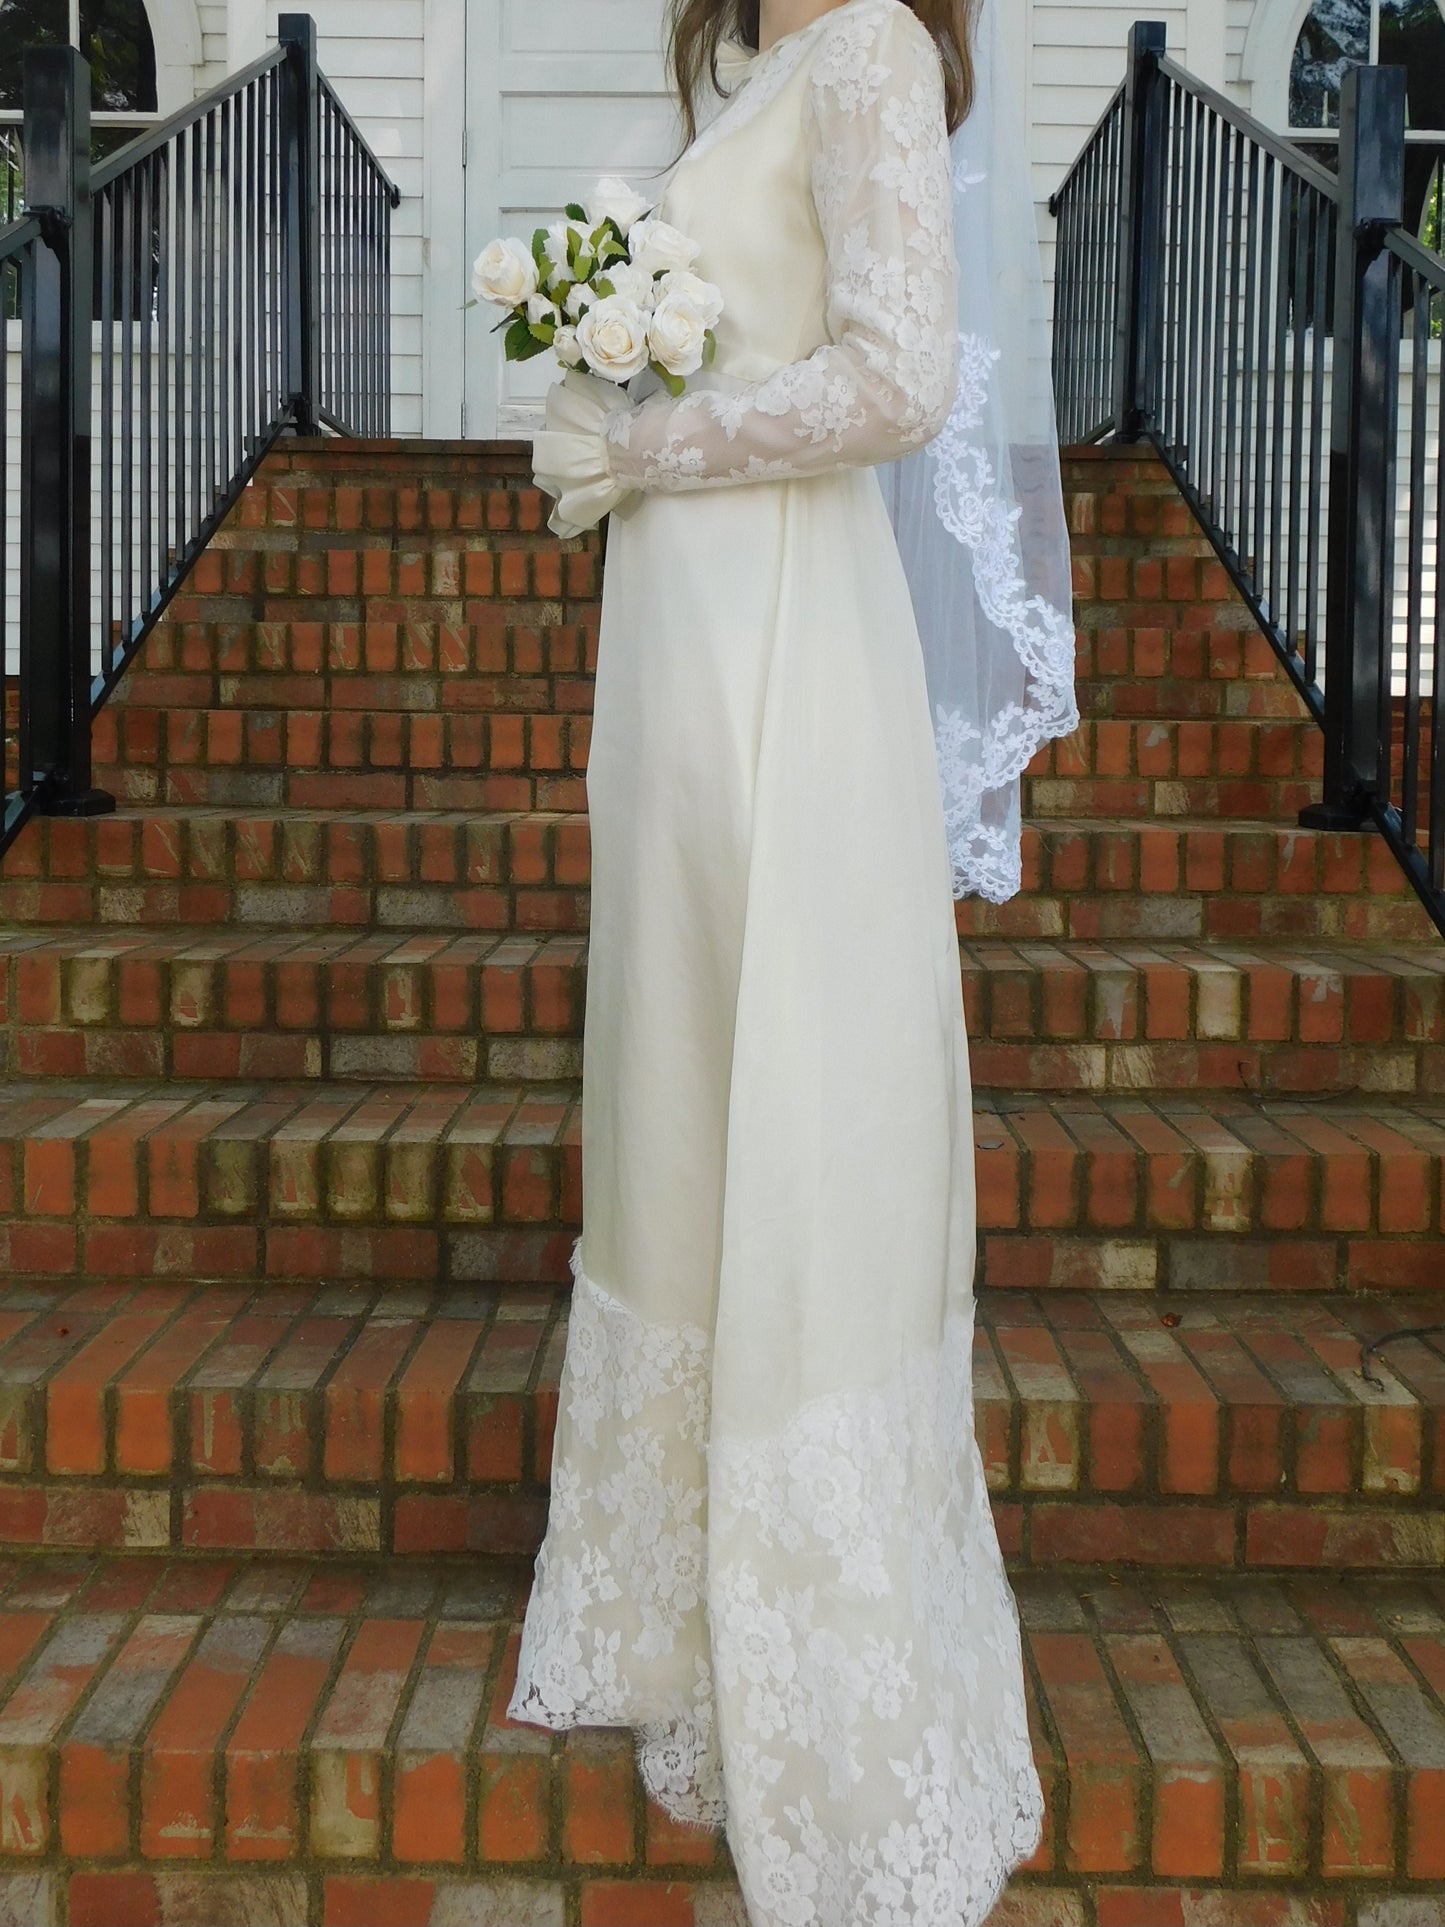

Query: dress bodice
[
  {"left": 532, "top": 0, "right": 960, "bottom": 515},
  {"left": 658, "top": 33, "right": 835, "bottom": 384}
]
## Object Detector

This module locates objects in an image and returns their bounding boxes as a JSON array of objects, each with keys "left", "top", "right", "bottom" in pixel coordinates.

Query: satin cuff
[{"left": 532, "top": 368, "right": 635, "bottom": 538}]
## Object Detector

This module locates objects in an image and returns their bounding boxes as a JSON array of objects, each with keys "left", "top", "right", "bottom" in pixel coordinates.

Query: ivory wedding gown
[{"left": 507, "top": 2, "right": 1044, "bottom": 1920}]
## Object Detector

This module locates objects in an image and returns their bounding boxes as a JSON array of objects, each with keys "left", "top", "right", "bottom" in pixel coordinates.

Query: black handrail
[
  {"left": 1050, "top": 23, "right": 1445, "bottom": 942},
  {"left": 0, "top": 14, "right": 400, "bottom": 857}
]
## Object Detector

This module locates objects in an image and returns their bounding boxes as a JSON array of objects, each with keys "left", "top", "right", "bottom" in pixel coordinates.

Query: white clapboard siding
[
  {"left": 1227, "top": 0, "right": 1259, "bottom": 91},
  {"left": 196, "top": 0, "right": 231, "bottom": 87}
]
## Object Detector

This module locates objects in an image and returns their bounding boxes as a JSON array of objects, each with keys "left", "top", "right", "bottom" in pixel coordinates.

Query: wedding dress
[{"left": 506, "top": 3, "right": 1045, "bottom": 1920}]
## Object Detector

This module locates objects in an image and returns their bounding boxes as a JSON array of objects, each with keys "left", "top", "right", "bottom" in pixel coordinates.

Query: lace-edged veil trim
[{"left": 878, "top": 0, "right": 1079, "bottom": 903}]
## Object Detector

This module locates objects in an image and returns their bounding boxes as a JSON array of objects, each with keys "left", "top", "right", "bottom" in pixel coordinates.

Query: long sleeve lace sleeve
[{"left": 602, "top": 1, "right": 959, "bottom": 496}]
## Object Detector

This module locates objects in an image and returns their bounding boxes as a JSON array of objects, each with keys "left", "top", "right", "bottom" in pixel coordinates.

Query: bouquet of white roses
[{"left": 470, "top": 176, "right": 723, "bottom": 397}]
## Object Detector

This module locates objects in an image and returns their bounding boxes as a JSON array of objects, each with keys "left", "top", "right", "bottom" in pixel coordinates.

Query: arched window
[
  {"left": 1288, "top": 0, "right": 1445, "bottom": 245},
  {"left": 0, "top": 0, "right": 158, "bottom": 112},
  {"left": 1, "top": 0, "right": 160, "bottom": 221}
]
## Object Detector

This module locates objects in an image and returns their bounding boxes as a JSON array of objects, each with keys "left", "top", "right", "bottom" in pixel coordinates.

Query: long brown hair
[{"left": 668, "top": 0, "right": 979, "bottom": 148}]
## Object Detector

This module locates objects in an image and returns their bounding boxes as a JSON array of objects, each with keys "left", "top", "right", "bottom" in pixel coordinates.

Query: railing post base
[
  {"left": 1297, "top": 799, "right": 1375, "bottom": 832},
  {"left": 36, "top": 787, "right": 117, "bottom": 819}
]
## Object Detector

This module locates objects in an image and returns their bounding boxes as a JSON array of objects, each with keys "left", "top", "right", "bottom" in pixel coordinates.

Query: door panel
[{"left": 463, "top": 0, "right": 676, "bottom": 435}]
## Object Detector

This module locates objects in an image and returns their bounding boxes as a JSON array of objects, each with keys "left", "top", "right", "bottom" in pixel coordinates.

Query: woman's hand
[{"left": 532, "top": 369, "right": 640, "bottom": 537}]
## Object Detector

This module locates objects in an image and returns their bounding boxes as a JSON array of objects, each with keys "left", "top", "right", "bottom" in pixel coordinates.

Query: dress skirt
[{"left": 507, "top": 461, "right": 1042, "bottom": 1926}]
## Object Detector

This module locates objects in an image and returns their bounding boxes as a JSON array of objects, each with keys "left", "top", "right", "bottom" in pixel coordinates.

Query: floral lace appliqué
[
  {"left": 506, "top": 1240, "right": 725, "bottom": 1830},
  {"left": 509, "top": 1238, "right": 1044, "bottom": 1927},
  {"left": 928, "top": 330, "right": 1079, "bottom": 902}
]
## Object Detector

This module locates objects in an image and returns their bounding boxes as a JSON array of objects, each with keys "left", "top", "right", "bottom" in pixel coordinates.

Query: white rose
[
  {"left": 553, "top": 324, "right": 584, "bottom": 367},
  {"left": 563, "top": 282, "right": 597, "bottom": 320},
  {"left": 472, "top": 235, "right": 538, "bottom": 308},
  {"left": 655, "top": 268, "right": 722, "bottom": 331},
  {"left": 602, "top": 260, "right": 658, "bottom": 309},
  {"left": 627, "top": 218, "right": 701, "bottom": 277},
  {"left": 586, "top": 175, "right": 653, "bottom": 232},
  {"left": 541, "top": 219, "right": 579, "bottom": 287},
  {"left": 526, "top": 291, "right": 561, "bottom": 327},
  {"left": 647, "top": 289, "right": 710, "bottom": 378},
  {"left": 575, "top": 294, "right": 651, "bottom": 382}
]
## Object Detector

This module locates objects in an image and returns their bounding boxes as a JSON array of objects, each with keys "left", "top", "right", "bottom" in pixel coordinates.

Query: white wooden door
[{"left": 462, "top": 0, "right": 677, "bottom": 437}]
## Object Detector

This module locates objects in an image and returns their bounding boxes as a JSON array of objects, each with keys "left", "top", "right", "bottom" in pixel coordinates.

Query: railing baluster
[
  {"left": 1183, "top": 94, "right": 1205, "bottom": 485},
  {"left": 1431, "top": 307, "right": 1445, "bottom": 890},
  {"left": 144, "top": 154, "right": 154, "bottom": 623},
  {"left": 1400, "top": 267, "right": 1429, "bottom": 851},
  {"left": 1250, "top": 151, "right": 1274, "bottom": 601},
  {"left": 120, "top": 171, "right": 135, "bottom": 660},
  {"left": 1285, "top": 176, "right": 1309, "bottom": 661},
  {"left": 1303, "top": 188, "right": 1329, "bottom": 687},
  {"left": 99, "top": 184, "right": 115, "bottom": 686}
]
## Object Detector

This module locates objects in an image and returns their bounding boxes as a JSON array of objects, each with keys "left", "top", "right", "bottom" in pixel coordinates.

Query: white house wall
[{"left": 164, "top": 0, "right": 1338, "bottom": 436}]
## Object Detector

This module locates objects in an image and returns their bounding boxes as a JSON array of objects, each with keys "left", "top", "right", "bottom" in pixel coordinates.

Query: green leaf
[
  {"left": 528, "top": 318, "right": 557, "bottom": 345},
  {"left": 653, "top": 362, "right": 686, "bottom": 397},
  {"left": 531, "top": 227, "right": 550, "bottom": 270},
  {"left": 595, "top": 234, "right": 625, "bottom": 267},
  {"left": 594, "top": 276, "right": 615, "bottom": 299},
  {"left": 702, "top": 329, "right": 717, "bottom": 368},
  {"left": 565, "top": 202, "right": 587, "bottom": 221},
  {"left": 512, "top": 331, "right": 553, "bottom": 361},
  {"left": 504, "top": 315, "right": 536, "bottom": 360}
]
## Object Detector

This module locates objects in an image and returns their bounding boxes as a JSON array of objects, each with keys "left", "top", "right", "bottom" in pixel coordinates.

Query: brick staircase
[{"left": 0, "top": 439, "right": 1439, "bottom": 1926}]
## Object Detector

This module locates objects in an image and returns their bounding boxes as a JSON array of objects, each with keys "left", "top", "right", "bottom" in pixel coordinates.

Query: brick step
[
  {"left": 11, "top": 809, "right": 1438, "bottom": 944},
  {"left": 111, "top": 621, "right": 597, "bottom": 707},
  {"left": 0, "top": 1281, "right": 1441, "bottom": 1569},
  {"left": 1, "top": 929, "right": 587, "bottom": 1086},
  {"left": 7, "top": 928, "right": 1442, "bottom": 1097},
  {"left": 977, "top": 1090, "right": 1445, "bottom": 1293},
  {"left": 170, "top": 537, "right": 592, "bottom": 613},
  {"left": 1030, "top": 716, "right": 1321, "bottom": 784},
  {"left": 959, "top": 820, "right": 1438, "bottom": 943},
  {"left": 0, "top": 1079, "right": 581, "bottom": 1290},
  {"left": 1078, "top": 676, "right": 1306, "bottom": 720},
  {"left": 0, "top": 1552, "right": 1443, "bottom": 1922},
  {"left": 0, "top": 1080, "right": 1441, "bottom": 1291},
  {"left": 0, "top": 810, "right": 592, "bottom": 933},
  {"left": 127, "top": 629, "right": 1302, "bottom": 724},
  {"left": 93, "top": 705, "right": 1322, "bottom": 817},
  {"left": 93, "top": 707, "right": 590, "bottom": 811},
  {"left": 962, "top": 938, "right": 1445, "bottom": 1096},
  {"left": 1025, "top": 772, "right": 1321, "bottom": 821},
  {"left": 0, "top": 1545, "right": 749, "bottom": 1917}
]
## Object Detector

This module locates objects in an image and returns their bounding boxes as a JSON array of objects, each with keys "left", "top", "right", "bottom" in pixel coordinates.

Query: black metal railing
[
  {"left": 1051, "top": 25, "right": 1445, "bottom": 940},
  {"left": 0, "top": 14, "right": 399, "bottom": 853}
]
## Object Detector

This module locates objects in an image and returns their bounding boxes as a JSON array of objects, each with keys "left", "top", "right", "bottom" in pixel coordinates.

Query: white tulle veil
[{"left": 877, "top": 0, "right": 1078, "bottom": 902}]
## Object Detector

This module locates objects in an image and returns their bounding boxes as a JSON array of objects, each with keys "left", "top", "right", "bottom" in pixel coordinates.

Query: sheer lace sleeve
[{"left": 602, "top": 0, "right": 959, "bottom": 494}]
